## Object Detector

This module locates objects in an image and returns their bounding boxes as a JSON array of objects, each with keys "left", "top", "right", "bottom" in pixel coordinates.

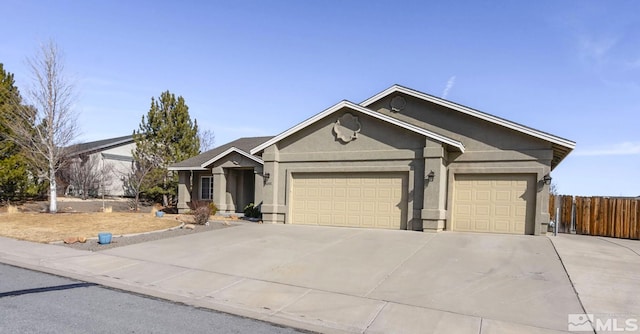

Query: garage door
[
  {"left": 289, "top": 172, "right": 407, "bottom": 229},
  {"left": 453, "top": 174, "right": 535, "bottom": 234}
]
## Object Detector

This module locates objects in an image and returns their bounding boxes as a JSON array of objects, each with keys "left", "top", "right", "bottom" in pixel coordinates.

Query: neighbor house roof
[
  {"left": 361, "top": 84, "right": 576, "bottom": 169},
  {"left": 169, "top": 136, "right": 274, "bottom": 171},
  {"left": 250, "top": 100, "right": 465, "bottom": 155},
  {"left": 66, "top": 135, "right": 134, "bottom": 156}
]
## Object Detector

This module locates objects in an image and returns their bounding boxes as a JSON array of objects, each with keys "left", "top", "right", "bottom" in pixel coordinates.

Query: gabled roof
[
  {"left": 250, "top": 100, "right": 465, "bottom": 155},
  {"left": 361, "top": 84, "right": 576, "bottom": 169},
  {"left": 66, "top": 135, "right": 134, "bottom": 156},
  {"left": 169, "top": 136, "right": 273, "bottom": 171}
]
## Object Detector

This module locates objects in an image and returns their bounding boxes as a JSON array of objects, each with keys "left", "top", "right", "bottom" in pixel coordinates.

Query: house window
[{"left": 200, "top": 176, "right": 213, "bottom": 200}]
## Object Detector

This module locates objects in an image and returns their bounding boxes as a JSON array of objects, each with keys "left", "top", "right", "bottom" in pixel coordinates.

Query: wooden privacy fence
[{"left": 550, "top": 195, "right": 640, "bottom": 240}]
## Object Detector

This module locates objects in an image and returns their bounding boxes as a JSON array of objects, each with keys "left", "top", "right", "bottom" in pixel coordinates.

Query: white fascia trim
[
  {"left": 250, "top": 100, "right": 465, "bottom": 155},
  {"left": 200, "top": 147, "right": 264, "bottom": 167},
  {"left": 361, "top": 85, "right": 576, "bottom": 150},
  {"left": 167, "top": 166, "right": 208, "bottom": 171}
]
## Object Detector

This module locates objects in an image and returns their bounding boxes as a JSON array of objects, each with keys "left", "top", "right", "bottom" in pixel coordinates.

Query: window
[{"left": 200, "top": 176, "right": 213, "bottom": 200}]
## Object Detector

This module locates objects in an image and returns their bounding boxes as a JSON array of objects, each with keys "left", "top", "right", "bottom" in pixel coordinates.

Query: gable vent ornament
[
  {"left": 390, "top": 96, "right": 406, "bottom": 112},
  {"left": 333, "top": 113, "right": 361, "bottom": 143}
]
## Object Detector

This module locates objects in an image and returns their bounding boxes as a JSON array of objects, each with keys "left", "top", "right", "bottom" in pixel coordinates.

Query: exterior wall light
[
  {"left": 263, "top": 173, "right": 270, "bottom": 182},
  {"left": 426, "top": 170, "right": 435, "bottom": 182},
  {"left": 542, "top": 174, "right": 552, "bottom": 185}
]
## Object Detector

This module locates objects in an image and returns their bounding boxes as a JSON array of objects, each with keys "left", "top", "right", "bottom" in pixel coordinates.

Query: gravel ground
[{"left": 57, "top": 220, "right": 244, "bottom": 252}]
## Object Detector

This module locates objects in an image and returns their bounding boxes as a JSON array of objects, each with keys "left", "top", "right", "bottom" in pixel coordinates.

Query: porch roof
[{"left": 168, "top": 136, "right": 273, "bottom": 171}]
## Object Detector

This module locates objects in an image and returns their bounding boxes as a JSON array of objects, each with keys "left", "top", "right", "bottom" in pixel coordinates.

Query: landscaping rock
[
  {"left": 175, "top": 214, "right": 195, "bottom": 224},
  {"left": 63, "top": 237, "right": 79, "bottom": 244},
  {"left": 78, "top": 236, "right": 87, "bottom": 243},
  {"left": 184, "top": 224, "right": 196, "bottom": 230}
]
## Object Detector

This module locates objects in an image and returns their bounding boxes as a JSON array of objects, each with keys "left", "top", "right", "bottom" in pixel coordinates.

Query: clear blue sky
[{"left": 2, "top": 1, "right": 639, "bottom": 196}]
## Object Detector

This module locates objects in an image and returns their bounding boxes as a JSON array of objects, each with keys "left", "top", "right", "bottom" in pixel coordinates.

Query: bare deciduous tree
[
  {"left": 3, "top": 41, "right": 78, "bottom": 213},
  {"left": 64, "top": 154, "right": 114, "bottom": 200},
  {"left": 198, "top": 128, "right": 215, "bottom": 152},
  {"left": 123, "top": 150, "right": 157, "bottom": 212}
]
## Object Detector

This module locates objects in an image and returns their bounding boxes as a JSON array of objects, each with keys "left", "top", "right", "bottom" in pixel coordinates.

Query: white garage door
[
  {"left": 289, "top": 172, "right": 407, "bottom": 229},
  {"left": 453, "top": 174, "right": 535, "bottom": 234}
]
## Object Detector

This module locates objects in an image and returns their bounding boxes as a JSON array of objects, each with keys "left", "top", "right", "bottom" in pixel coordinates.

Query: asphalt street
[{"left": 0, "top": 263, "right": 304, "bottom": 334}]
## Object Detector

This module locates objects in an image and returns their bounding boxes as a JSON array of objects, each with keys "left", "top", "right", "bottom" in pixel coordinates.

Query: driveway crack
[
  {"left": 547, "top": 237, "right": 593, "bottom": 331},
  {"left": 597, "top": 237, "right": 640, "bottom": 257}
]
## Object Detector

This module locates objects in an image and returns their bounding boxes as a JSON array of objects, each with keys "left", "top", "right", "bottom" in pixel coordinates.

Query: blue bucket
[
  {"left": 98, "top": 232, "right": 112, "bottom": 244},
  {"left": 155, "top": 211, "right": 165, "bottom": 217}
]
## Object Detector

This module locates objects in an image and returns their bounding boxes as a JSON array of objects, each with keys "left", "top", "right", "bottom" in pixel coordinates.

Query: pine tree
[
  {"left": 0, "top": 63, "right": 42, "bottom": 202},
  {"left": 133, "top": 90, "right": 200, "bottom": 206}
]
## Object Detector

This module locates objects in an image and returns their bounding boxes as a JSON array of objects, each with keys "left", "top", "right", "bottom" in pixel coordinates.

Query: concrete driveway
[
  {"left": 5, "top": 223, "right": 638, "bottom": 333},
  {"left": 89, "top": 224, "right": 581, "bottom": 332}
]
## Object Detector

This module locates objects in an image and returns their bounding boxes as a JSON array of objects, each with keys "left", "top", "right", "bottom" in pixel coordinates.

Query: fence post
[
  {"left": 570, "top": 196, "right": 576, "bottom": 234},
  {"left": 555, "top": 207, "right": 560, "bottom": 236}
]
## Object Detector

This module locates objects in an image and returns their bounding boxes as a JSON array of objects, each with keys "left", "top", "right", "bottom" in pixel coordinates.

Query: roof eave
[
  {"left": 167, "top": 166, "right": 208, "bottom": 171},
  {"left": 200, "top": 147, "right": 264, "bottom": 168},
  {"left": 361, "top": 85, "right": 576, "bottom": 152},
  {"left": 250, "top": 100, "right": 465, "bottom": 155}
]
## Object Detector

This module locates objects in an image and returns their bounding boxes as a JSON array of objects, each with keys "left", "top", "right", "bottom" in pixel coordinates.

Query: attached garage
[
  {"left": 452, "top": 174, "right": 536, "bottom": 234},
  {"left": 289, "top": 172, "right": 407, "bottom": 229}
]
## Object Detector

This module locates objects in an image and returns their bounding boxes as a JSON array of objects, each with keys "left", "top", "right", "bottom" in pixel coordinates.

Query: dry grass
[{"left": 0, "top": 212, "right": 180, "bottom": 243}]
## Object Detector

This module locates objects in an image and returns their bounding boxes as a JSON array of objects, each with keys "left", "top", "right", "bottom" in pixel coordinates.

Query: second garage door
[
  {"left": 453, "top": 174, "right": 535, "bottom": 234},
  {"left": 289, "top": 172, "right": 407, "bottom": 229}
]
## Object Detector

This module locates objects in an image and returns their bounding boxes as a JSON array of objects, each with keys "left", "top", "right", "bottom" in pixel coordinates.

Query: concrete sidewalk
[
  {"left": 1, "top": 224, "right": 633, "bottom": 333},
  {"left": 549, "top": 234, "right": 640, "bottom": 332}
]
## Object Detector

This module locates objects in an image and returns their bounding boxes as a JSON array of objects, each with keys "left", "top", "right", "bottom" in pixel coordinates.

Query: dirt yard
[{"left": 0, "top": 198, "right": 181, "bottom": 243}]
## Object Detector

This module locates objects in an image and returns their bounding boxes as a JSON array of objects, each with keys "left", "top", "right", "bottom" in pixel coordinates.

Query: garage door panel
[
  {"left": 453, "top": 174, "right": 534, "bottom": 235},
  {"left": 495, "top": 190, "right": 510, "bottom": 201},
  {"left": 474, "top": 219, "right": 490, "bottom": 232},
  {"left": 290, "top": 172, "right": 406, "bottom": 229},
  {"left": 476, "top": 190, "right": 491, "bottom": 201}
]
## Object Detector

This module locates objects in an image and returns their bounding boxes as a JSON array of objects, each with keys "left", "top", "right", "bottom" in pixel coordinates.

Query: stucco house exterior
[
  {"left": 64, "top": 135, "right": 135, "bottom": 197},
  {"left": 170, "top": 85, "right": 575, "bottom": 235}
]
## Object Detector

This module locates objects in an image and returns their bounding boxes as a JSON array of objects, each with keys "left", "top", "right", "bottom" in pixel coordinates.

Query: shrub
[
  {"left": 243, "top": 203, "right": 261, "bottom": 218},
  {"left": 193, "top": 204, "right": 211, "bottom": 225},
  {"left": 209, "top": 202, "right": 218, "bottom": 216}
]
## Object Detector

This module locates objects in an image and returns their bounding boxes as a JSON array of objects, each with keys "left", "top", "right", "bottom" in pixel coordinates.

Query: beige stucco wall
[{"left": 261, "top": 98, "right": 555, "bottom": 235}]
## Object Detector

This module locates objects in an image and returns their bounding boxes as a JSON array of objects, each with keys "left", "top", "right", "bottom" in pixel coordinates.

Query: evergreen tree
[
  {"left": 0, "top": 63, "right": 42, "bottom": 202},
  {"left": 133, "top": 90, "right": 200, "bottom": 206}
]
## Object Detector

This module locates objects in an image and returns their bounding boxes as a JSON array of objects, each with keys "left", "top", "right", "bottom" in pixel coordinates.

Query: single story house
[
  {"left": 64, "top": 135, "right": 135, "bottom": 197},
  {"left": 169, "top": 85, "right": 575, "bottom": 235}
]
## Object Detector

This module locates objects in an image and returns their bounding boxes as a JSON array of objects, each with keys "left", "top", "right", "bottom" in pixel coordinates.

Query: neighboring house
[
  {"left": 64, "top": 135, "right": 135, "bottom": 197},
  {"left": 171, "top": 85, "right": 575, "bottom": 235}
]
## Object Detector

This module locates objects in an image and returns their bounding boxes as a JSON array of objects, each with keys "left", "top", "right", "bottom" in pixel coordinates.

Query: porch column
[
  {"left": 421, "top": 143, "right": 447, "bottom": 232},
  {"left": 226, "top": 169, "right": 237, "bottom": 213},
  {"left": 212, "top": 167, "right": 228, "bottom": 212},
  {"left": 177, "top": 171, "right": 191, "bottom": 214}
]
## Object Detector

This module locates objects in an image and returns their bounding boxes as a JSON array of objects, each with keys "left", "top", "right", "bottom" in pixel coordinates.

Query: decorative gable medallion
[
  {"left": 333, "top": 113, "right": 361, "bottom": 143},
  {"left": 390, "top": 96, "right": 406, "bottom": 112}
]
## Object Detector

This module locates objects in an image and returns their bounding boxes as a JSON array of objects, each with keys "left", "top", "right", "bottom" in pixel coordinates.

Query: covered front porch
[{"left": 174, "top": 149, "right": 266, "bottom": 214}]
